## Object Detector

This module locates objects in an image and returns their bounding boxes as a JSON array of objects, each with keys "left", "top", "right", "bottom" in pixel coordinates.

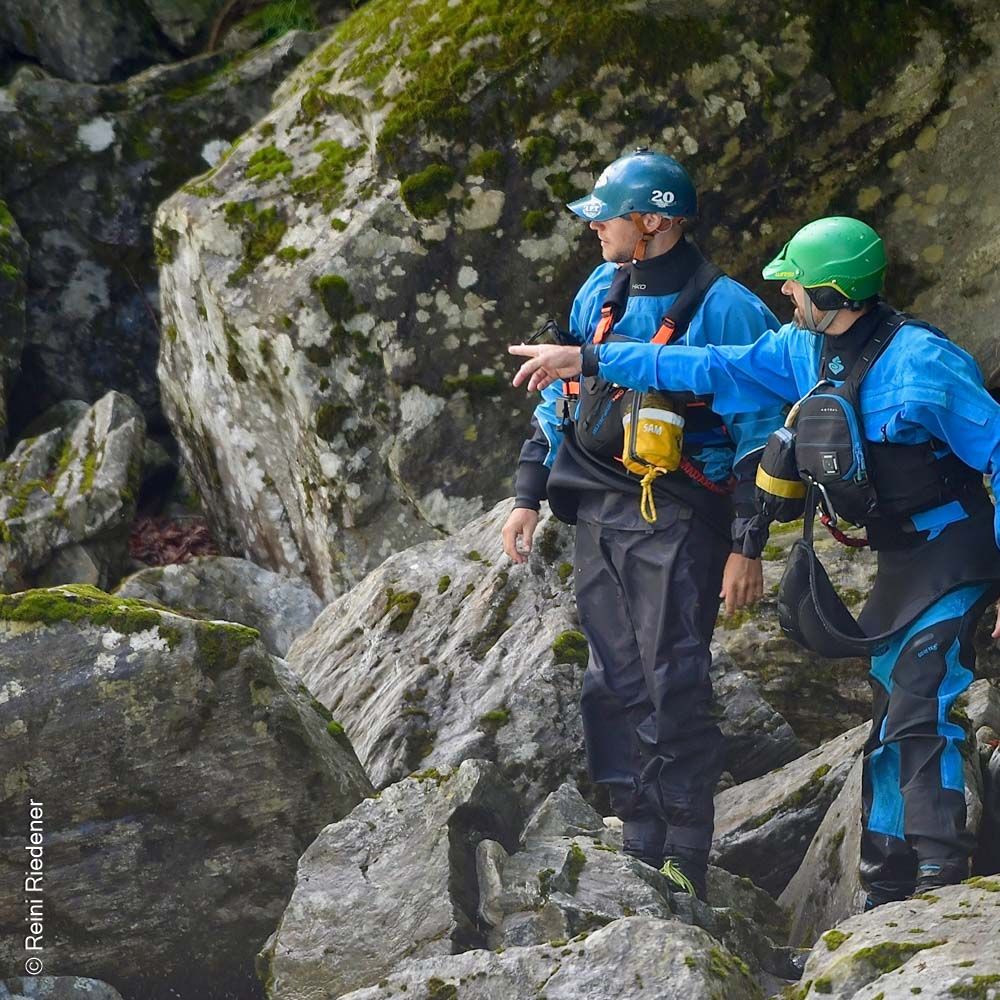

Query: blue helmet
[{"left": 567, "top": 148, "right": 697, "bottom": 222}]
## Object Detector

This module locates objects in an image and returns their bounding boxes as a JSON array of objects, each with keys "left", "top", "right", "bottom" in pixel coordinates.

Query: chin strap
[
  {"left": 803, "top": 295, "right": 839, "bottom": 333},
  {"left": 629, "top": 213, "right": 673, "bottom": 263}
]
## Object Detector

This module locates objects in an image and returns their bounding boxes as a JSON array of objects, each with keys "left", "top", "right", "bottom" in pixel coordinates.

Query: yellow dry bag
[{"left": 621, "top": 391, "right": 685, "bottom": 524}]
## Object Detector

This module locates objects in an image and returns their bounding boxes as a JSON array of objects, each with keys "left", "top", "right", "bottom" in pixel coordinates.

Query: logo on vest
[
  {"left": 828, "top": 355, "right": 845, "bottom": 376},
  {"left": 650, "top": 190, "right": 675, "bottom": 209}
]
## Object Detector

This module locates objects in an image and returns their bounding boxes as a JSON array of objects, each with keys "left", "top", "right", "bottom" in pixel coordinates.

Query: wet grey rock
[
  {"left": 0, "top": 0, "right": 172, "bottom": 83},
  {"left": 0, "top": 391, "right": 145, "bottom": 593},
  {"left": 257, "top": 759, "right": 522, "bottom": 1000},
  {"left": 0, "top": 979, "right": 124, "bottom": 1000},
  {"left": 287, "top": 500, "right": 589, "bottom": 808},
  {"left": 337, "top": 917, "right": 765, "bottom": 1000},
  {"left": 779, "top": 755, "right": 866, "bottom": 950},
  {"left": 0, "top": 29, "right": 323, "bottom": 432},
  {"left": 794, "top": 881, "right": 1000, "bottom": 998},
  {"left": 712, "top": 723, "right": 868, "bottom": 896},
  {"left": 712, "top": 651, "right": 807, "bottom": 782},
  {"left": 0, "top": 199, "right": 25, "bottom": 455},
  {"left": 116, "top": 554, "right": 325, "bottom": 656},
  {"left": 976, "top": 740, "right": 1000, "bottom": 875},
  {"left": 0, "top": 584, "right": 372, "bottom": 1000}
]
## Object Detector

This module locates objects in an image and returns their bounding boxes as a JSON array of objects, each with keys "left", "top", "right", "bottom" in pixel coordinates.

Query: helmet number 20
[{"left": 650, "top": 190, "right": 675, "bottom": 209}]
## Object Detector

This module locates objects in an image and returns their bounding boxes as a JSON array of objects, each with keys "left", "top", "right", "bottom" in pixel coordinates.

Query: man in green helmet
[{"left": 509, "top": 216, "right": 1000, "bottom": 907}]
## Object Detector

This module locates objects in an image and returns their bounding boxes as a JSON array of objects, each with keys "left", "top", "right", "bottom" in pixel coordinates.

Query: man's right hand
[{"left": 502, "top": 507, "right": 539, "bottom": 564}]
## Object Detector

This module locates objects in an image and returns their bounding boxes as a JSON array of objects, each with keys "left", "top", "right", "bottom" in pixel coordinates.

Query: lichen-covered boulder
[
  {"left": 336, "top": 917, "right": 765, "bottom": 1000},
  {"left": 0, "top": 390, "right": 145, "bottom": 593},
  {"left": 0, "top": 199, "right": 25, "bottom": 455},
  {"left": 0, "top": 30, "right": 323, "bottom": 432},
  {"left": 781, "top": 684, "right": 995, "bottom": 947},
  {"left": 257, "top": 759, "right": 522, "bottom": 999},
  {"left": 115, "top": 554, "right": 324, "bottom": 656},
  {"left": 794, "top": 880, "right": 1000, "bottom": 999},
  {"left": 287, "top": 500, "right": 586, "bottom": 805},
  {"left": 156, "top": 0, "right": 996, "bottom": 598},
  {"left": 0, "top": 979, "right": 123, "bottom": 1000},
  {"left": 712, "top": 723, "right": 867, "bottom": 896},
  {"left": 0, "top": 584, "right": 372, "bottom": 1000}
]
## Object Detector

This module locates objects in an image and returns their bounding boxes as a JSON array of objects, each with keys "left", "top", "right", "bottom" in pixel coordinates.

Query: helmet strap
[
  {"left": 629, "top": 212, "right": 671, "bottom": 263},
  {"left": 802, "top": 295, "right": 838, "bottom": 333}
]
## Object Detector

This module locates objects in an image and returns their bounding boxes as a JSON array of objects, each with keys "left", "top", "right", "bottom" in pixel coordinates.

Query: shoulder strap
[
  {"left": 651, "top": 258, "right": 724, "bottom": 345},
  {"left": 592, "top": 265, "right": 633, "bottom": 344},
  {"left": 839, "top": 309, "right": 908, "bottom": 403}
]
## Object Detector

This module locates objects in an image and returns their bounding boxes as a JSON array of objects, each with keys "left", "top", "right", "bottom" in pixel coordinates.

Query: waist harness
[
  {"left": 756, "top": 309, "right": 985, "bottom": 542},
  {"left": 564, "top": 255, "right": 727, "bottom": 521}
]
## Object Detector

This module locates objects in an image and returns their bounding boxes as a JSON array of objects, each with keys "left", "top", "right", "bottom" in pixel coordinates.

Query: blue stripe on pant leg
[
  {"left": 867, "top": 740, "right": 905, "bottom": 838},
  {"left": 867, "top": 643, "right": 905, "bottom": 838},
  {"left": 933, "top": 585, "right": 989, "bottom": 792}
]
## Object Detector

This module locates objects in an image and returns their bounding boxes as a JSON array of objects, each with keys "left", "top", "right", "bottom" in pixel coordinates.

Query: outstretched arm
[{"left": 510, "top": 328, "right": 805, "bottom": 415}]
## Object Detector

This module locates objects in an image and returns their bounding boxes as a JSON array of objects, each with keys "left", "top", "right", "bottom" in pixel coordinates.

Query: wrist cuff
[{"left": 581, "top": 343, "right": 601, "bottom": 377}]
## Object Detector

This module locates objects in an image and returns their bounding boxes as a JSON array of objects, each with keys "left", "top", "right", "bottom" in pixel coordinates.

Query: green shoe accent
[{"left": 659, "top": 858, "right": 697, "bottom": 896}]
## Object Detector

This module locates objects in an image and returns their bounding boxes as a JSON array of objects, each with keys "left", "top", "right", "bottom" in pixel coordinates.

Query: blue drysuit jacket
[
  {"left": 513, "top": 240, "right": 784, "bottom": 551},
  {"left": 584, "top": 314, "right": 1000, "bottom": 550}
]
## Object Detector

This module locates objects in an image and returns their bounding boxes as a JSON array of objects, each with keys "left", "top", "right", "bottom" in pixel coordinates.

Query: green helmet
[{"left": 762, "top": 217, "right": 886, "bottom": 305}]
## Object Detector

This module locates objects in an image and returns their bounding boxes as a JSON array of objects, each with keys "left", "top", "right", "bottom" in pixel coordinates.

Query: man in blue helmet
[
  {"left": 501, "top": 148, "right": 784, "bottom": 901},
  {"left": 508, "top": 216, "right": 1000, "bottom": 907}
]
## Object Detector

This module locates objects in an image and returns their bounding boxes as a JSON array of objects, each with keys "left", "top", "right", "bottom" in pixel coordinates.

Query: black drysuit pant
[{"left": 575, "top": 504, "right": 730, "bottom": 860}]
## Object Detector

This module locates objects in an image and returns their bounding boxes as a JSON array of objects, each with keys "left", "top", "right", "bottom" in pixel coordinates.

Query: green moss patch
[
  {"left": 0, "top": 584, "right": 205, "bottom": 650},
  {"left": 478, "top": 706, "right": 510, "bottom": 734},
  {"left": 744, "top": 763, "right": 831, "bottom": 830},
  {"left": 468, "top": 149, "right": 506, "bottom": 181},
  {"left": 223, "top": 200, "right": 288, "bottom": 285},
  {"left": 246, "top": 145, "right": 294, "bottom": 183},
  {"left": 290, "top": 140, "right": 364, "bottom": 213},
  {"left": 400, "top": 163, "right": 457, "bottom": 218},
  {"left": 822, "top": 929, "right": 851, "bottom": 951},
  {"left": 565, "top": 841, "right": 586, "bottom": 893},
  {"left": 850, "top": 939, "right": 947, "bottom": 976},
  {"left": 949, "top": 974, "right": 1000, "bottom": 998},
  {"left": 311, "top": 274, "right": 359, "bottom": 322},
  {"left": 385, "top": 588, "right": 421, "bottom": 633},
  {"left": 552, "top": 629, "right": 588, "bottom": 668}
]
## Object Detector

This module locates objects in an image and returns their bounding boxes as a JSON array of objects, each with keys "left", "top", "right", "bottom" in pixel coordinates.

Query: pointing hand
[{"left": 508, "top": 344, "right": 584, "bottom": 391}]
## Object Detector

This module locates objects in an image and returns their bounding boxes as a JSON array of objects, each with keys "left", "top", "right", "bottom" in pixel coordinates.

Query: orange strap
[
  {"left": 593, "top": 305, "right": 615, "bottom": 345},
  {"left": 563, "top": 378, "right": 580, "bottom": 396}
]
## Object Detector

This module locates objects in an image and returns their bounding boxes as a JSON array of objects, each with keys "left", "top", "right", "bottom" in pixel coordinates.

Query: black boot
[
  {"left": 660, "top": 844, "right": 709, "bottom": 903},
  {"left": 862, "top": 879, "right": 913, "bottom": 911},
  {"left": 913, "top": 859, "right": 969, "bottom": 895}
]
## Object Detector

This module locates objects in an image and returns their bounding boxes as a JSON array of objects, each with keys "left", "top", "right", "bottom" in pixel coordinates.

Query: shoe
[
  {"left": 660, "top": 847, "right": 708, "bottom": 903},
  {"left": 913, "top": 860, "right": 968, "bottom": 895}
]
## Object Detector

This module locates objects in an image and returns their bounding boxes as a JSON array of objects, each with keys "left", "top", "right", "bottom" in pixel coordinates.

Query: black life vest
[
  {"left": 567, "top": 251, "right": 728, "bottom": 493},
  {"left": 756, "top": 307, "right": 987, "bottom": 547}
]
